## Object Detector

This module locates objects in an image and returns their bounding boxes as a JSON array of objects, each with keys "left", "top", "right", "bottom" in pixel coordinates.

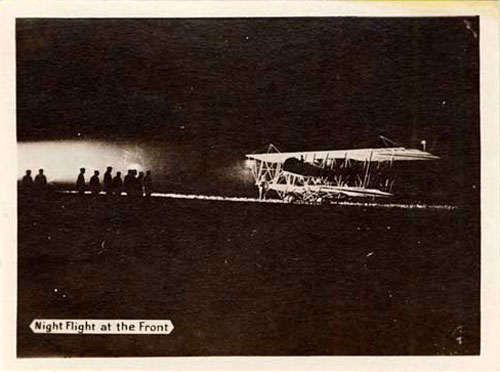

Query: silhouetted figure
[
  {"left": 76, "top": 168, "right": 86, "bottom": 195},
  {"left": 89, "top": 170, "right": 101, "bottom": 196},
  {"left": 137, "top": 171, "right": 145, "bottom": 196},
  {"left": 21, "top": 170, "right": 34, "bottom": 191},
  {"left": 124, "top": 170, "right": 133, "bottom": 196},
  {"left": 34, "top": 169, "right": 47, "bottom": 194},
  {"left": 103, "top": 166, "right": 113, "bottom": 195},
  {"left": 144, "top": 170, "right": 153, "bottom": 197},
  {"left": 258, "top": 180, "right": 268, "bottom": 200},
  {"left": 112, "top": 171, "right": 123, "bottom": 195}
]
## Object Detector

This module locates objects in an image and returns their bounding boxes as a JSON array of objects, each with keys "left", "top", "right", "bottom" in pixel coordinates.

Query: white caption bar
[{"left": 30, "top": 319, "right": 174, "bottom": 335}]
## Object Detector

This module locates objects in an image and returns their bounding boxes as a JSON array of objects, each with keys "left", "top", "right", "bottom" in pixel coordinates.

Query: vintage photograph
[{"left": 16, "top": 16, "right": 480, "bottom": 357}]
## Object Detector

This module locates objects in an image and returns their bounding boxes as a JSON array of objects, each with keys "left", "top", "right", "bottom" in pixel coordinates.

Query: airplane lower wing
[
  {"left": 268, "top": 183, "right": 392, "bottom": 198},
  {"left": 320, "top": 185, "right": 392, "bottom": 198}
]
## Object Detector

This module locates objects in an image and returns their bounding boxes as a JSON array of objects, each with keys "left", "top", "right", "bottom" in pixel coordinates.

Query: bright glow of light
[
  {"left": 221, "top": 160, "right": 255, "bottom": 184},
  {"left": 245, "top": 159, "right": 255, "bottom": 169},
  {"left": 127, "top": 163, "right": 144, "bottom": 172},
  {"left": 18, "top": 141, "right": 148, "bottom": 183}
]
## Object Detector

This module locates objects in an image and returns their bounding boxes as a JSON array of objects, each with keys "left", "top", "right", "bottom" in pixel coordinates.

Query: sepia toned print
[{"left": 16, "top": 16, "right": 480, "bottom": 358}]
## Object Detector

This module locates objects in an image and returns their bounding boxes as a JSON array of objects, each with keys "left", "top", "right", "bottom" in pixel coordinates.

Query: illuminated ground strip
[{"left": 59, "top": 190, "right": 457, "bottom": 210}]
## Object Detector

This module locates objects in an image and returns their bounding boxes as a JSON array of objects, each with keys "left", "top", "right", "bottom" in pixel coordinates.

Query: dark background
[
  {"left": 16, "top": 17, "right": 480, "bottom": 357},
  {"left": 17, "top": 17, "right": 480, "bottom": 203}
]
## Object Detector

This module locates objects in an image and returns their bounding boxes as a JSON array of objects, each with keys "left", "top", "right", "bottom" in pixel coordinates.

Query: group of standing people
[
  {"left": 77, "top": 167, "right": 153, "bottom": 196},
  {"left": 20, "top": 167, "right": 154, "bottom": 197},
  {"left": 21, "top": 169, "right": 48, "bottom": 192}
]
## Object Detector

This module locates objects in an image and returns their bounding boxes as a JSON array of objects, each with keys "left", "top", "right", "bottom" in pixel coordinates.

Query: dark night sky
[{"left": 16, "top": 17, "right": 480, "bottom": 200}]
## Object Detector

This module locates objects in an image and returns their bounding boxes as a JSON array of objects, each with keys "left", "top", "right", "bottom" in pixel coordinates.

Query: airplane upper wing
[{"left": 246, "top": 147, "right": 439, "bottom": 164}]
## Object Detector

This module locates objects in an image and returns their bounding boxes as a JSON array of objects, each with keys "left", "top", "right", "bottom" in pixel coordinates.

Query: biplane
[{"left": 245, "top": 136, "right": 439, "bottom": 203}]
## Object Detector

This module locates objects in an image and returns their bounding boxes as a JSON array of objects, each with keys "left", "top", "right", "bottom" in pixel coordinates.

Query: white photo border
[{"left": 0, "top": 1, "right": 498, "bottom": 371}]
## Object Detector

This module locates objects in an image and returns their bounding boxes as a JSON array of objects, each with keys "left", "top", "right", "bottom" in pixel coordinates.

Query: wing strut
[{"left": 379, "top": 135, "right": 401, "bottom": 148}]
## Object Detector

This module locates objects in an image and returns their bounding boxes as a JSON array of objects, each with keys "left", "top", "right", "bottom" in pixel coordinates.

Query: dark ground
[{"left": 17, "top": 193, "right": 480, "bottom": 356}]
